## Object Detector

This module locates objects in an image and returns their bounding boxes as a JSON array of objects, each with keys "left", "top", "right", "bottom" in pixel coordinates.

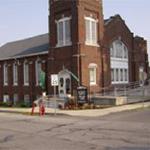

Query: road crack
[{"left": 0, "top": 135, "right": 14, "bottom": 143}]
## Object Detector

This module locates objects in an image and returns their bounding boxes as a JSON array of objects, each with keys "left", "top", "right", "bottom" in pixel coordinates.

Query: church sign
[{"left": 51, "top": 74, "right": 59, "bottom": 86}]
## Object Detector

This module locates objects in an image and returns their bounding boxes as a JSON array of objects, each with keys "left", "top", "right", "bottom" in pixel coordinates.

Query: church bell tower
[{"left": 48, "top": 0, "right": 104, "bottom": 95}]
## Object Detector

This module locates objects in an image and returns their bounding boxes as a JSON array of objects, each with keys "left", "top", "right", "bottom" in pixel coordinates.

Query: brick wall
[
  {"left": 133, "top": 36, "right": 149, "bottom": 81},
  {"left": 48, "top": 0, "right": 104, "bottom": 94},
  {"left": 0, "top": 54, "right": 48, "bottom": 104},
  {"left": 104, "top": 15, "right": 134, "bottom": 86}
]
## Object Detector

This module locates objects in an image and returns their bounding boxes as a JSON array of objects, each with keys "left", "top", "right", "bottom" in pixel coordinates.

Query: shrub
[
  {"left": 0, "top": 101, "right": 12, "bottom": 107},
  {"left": 14, "top": 101, "right": 31, "bottom": 108}
]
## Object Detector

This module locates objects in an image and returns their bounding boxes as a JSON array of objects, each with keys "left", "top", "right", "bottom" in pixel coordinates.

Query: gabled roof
[
  {"left": 104, "top": 14, "right": 122, "bottom": 26},
  {"left": 0, "top": 33, "right": 49, "bottom": 60},
  {"left": 14, "top": 43, "right": 49, "bottom": 58},
  {"left": 104, "top": 14, "right": 132, "bottom": 34}
]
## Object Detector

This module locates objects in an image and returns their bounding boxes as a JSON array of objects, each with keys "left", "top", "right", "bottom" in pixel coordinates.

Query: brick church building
[{"left": 0, "top": 0, "right": 149, "bottom": 104}]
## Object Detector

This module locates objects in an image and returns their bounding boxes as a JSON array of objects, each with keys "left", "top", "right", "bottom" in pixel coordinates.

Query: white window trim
[
  {"left": 110, "top": 40, "right": 129, "bottom": 84},
  {"left": 85, "top": 16, "right": 98, "bottom": 22},
  {"left": 89, "top": 63, "right": 97, "bottom": 86},
  {"left": 35, "top": 60, "right": 42, "bottom": 86},
  {"left": 13, "top": 63, "right": 18, "bottom": 86},
  {"left": 85, "top": 42, "right": 100, "bottom": 47},
  {"left": 3, "top": 95, "right": 9, "bottom": 103},
  {"left": 56, "top": 17, "right": 72, "bottom": 47},
  {"left": 111, "top": 69, "right": 114, "bottom": 82},
  {"left": 88, "top": 63, "right": 98, "bottom": 68},
  {"left": 85, "top": 17, "right": 99, "bottom": 47},
  {"left": 111, "top": 57, "right": 128, "bottom": 62},
  {"left": 56, "top": 17, "right": 71, "bottom": 23},
  {"left": 110, "top": 40, "right": 128, "bottom": 59},
  {"left": 112, "top": 81, "right": 129, "bottom": 84},
  {"left": 111, "top": 68, "right": 129, "bottom": 84},
  {"left": 3, "top": 63, "right": 8, "bottom": 86},
  {"left": 23, "top": 61, "right": 29, "bottom": 86}
]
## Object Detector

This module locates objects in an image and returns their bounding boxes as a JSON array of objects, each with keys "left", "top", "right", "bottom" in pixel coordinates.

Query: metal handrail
[{"left": 93, "top": 80, "right": 148, "bottom": 97}]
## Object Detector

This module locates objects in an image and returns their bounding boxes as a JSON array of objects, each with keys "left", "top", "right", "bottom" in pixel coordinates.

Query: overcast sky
[{"left": 0, "top": 0, "right": 150, "bottom": 61}]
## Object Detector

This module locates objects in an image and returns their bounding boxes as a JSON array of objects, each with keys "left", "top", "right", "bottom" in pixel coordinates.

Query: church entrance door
[{"left": 58, "top": 70, "right": 71, "bottom": 98}]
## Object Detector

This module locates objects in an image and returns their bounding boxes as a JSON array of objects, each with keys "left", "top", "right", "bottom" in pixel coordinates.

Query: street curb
[{"left": 0, "top": 102, "right": 150, "bottom": 117}]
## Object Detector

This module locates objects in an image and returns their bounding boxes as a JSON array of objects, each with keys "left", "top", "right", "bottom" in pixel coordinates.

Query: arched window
[
  {"left": 56, "top": 17, "right": 72, "bottom": 47},
  {"left": 110, "top": 40, "right": 129, "bottom": 84},
  {"left": 110, "top": 40, "right": 128, "bottom": 59},
  {"left": 85, "top": 17, "right": 98, "bottom": 46}
]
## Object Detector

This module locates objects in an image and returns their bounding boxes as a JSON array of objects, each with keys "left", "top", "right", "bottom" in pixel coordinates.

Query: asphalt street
[{"left": 0, "top": 108, "right": 150, "bottom": 150}]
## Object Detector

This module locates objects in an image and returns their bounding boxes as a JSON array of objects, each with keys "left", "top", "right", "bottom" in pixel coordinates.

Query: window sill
[
  {"left": 24, "top": 83, "right": 29, "bottom": 86},
  {"left": 90, "top": 83, "right": 97, "bottom": 86},
  {"left": 85, "top": 42, "right": 100, "bottom": 47},
  {"left": 112, "top": 81, "right": 129, "bottom": 84},
  {"left": 111, "top": 57, "right": 128, "bottom": 61},
  {"left": 56, "top": 42, "right": 72, "bottom": 48}
]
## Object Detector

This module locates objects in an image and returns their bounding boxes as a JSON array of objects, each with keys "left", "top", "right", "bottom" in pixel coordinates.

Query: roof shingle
[{"left": 0, "top": 33, "right": 49, "bottom": 60}]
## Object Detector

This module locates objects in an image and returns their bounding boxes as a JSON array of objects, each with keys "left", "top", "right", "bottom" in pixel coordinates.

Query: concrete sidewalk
[{"left": 0, "top": 102, "right": 150, "bottom": 117}]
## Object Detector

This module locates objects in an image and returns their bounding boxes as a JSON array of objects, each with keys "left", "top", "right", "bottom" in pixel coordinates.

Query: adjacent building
[{"left": 0, "top": 34, "right": 49, "bottom": 104}]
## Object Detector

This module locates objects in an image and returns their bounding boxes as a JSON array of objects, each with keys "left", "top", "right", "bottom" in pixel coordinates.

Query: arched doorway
[{"left": 58, "top": 69, "right": 71, "bottom": 97}]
